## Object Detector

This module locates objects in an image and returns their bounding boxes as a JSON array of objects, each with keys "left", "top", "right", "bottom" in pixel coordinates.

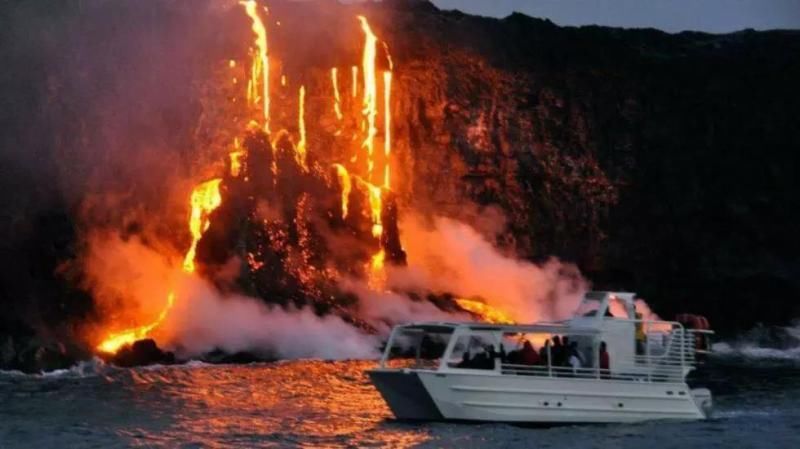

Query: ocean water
[{"left": 0, "top": 350, "right": 798, "bottom": 448}]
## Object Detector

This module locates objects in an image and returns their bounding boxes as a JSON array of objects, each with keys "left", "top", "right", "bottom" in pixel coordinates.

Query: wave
[
  {"left": 713, "top": 342, "right": 800, "bottom": 361},
  {"left": 712, "top": 321, "right": 800, "bottom": 363},
  {"left": 0, "top": 358, "right": 108, "bottom": 379},
  {"left": 137, "top": 359, "right": 216, "bottom": 371},
  {"left": 0, "top": 357, "right": 248, "bottom": 379}
]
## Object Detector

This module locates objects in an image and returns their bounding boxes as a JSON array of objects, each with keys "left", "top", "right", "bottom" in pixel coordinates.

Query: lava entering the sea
[{"left": 94, "top": 1, "right": 517, "bottom": 355}]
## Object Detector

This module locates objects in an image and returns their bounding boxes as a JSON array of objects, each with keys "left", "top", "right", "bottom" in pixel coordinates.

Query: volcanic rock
[
  {"left": 201, "top": 349, "right": 277, "bottom": 365},
  {"left": 0, "top": 336, "right": 16, "bottom": 367},
  {"left": 0, "top": 320, "right": 79, "bottom": 373},
  {"left": 110, "top": 339, "right": 175, "bottom": 368}
]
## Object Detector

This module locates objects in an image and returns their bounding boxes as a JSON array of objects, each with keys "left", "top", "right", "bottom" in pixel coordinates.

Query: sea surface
[{"left": 0, "top": 347, "right": 798, "bottom": 448}]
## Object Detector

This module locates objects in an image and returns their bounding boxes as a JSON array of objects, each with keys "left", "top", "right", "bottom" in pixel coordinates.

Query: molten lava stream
[
  {"left": 331, "top": 67, "right": 343, "bottom": 121},
  {"left": 333, "top": 164, "right": 352, "bottom": 219},
  {"left": 96, "top": 293, "right": 176, "bottom": 354},
  {"left": 97, "top": 179, "right": 223, "bottom": 354},
  {"left": 241, "top": 0, "right": 270, "bottom": 132},
  {"left": 383, "top": 70, "right": 392, "bottom": 189},
  {"left": 98, "top": 13, "right": 399, "bottom": 353},
  {"left": 455, "top": 298, "right": 516, "bottom": 325},
  {"left": 183, "top": 179, "right": 223, "bottom": 273},
  {"left": 358, "top": 15, "right": 378, "bottom": 183}
]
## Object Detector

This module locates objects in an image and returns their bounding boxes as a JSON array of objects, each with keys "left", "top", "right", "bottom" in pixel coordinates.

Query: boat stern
[{"left": 691, "top": 388, "right": 713, "bottom": 418}]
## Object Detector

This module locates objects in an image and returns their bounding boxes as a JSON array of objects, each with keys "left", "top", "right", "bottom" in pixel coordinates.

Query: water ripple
[{"left": 0, "top": 360, "right": 797, "bottom": 448}]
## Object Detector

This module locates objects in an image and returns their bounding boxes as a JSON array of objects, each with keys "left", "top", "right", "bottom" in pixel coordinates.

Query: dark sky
[{"left": 430, "top": 0, "right": 800, "bottom": 33}]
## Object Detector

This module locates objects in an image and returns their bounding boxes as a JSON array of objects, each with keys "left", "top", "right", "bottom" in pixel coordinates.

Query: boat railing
[
  {"left": 500, "top": 363, "right": 621, "bottom": 380},
  {"left": 499, "top": 362, "right": 686, "bottom": 382},
  {"left": 498, "top": 325, "right": 704, "bottom": 383},
  {"left": 630, "top": 326, "right": 697, "bottom": 381},
  {"left": 689, "top": 328, "right": 715, "bottom": 355}
]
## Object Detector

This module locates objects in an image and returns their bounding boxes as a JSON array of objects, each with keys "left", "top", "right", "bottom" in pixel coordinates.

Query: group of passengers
[
  {"left": 456, "top": 336, "right": 611, "bottom": 377},
  {"left": 506, "top": 336, "right": 585, "bottom": 370},
  {"left": 455, "top": 345, "right": 499, "bottom": 370},
  {"left": 456, "top": 336, "right": 586, "bottom": 370}
]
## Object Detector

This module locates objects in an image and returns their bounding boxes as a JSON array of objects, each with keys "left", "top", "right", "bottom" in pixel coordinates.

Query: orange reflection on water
[{"left": 116, "top": 360, "right": 431, "bottom": 448}]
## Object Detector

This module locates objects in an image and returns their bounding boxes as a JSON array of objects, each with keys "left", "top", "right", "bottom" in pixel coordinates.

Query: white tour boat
[{"left": 368, "top": 291, "right": 714, "bottom": 423}]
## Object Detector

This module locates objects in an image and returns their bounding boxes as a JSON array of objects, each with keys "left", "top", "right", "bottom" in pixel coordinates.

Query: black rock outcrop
[{"left": 109, "top": 339, "right": 175, "bottom": 368}]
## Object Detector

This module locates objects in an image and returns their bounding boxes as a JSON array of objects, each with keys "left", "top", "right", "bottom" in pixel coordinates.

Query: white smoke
[
  {"left": 83, "top": 211, "right": 590, "bottom": 360},
  {"left": 341, "top": 278, "right": 467, "bottom": 335},
  {"left": 384, "top": 214, "right": 588, "bottom": 323},
  {"left": 162, "top": 275, "right": 379, "bottom": 360},
  {"left": 80, "top": 232, "right": 379, "bottom": 360}
]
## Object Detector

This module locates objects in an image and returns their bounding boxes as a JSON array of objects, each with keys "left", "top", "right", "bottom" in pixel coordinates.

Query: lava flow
[
  {"left": 97, "top": 179, "right": 223, "bottom": 353},
  {"left": 241, "top": 0, "right": 270, "bottom": 132},
  {"left": 94, "top": 3, "right": 515, "bottom": 355},
  {"left": 96, "top": 293, "right": 176, "bottom": 354},
  {"left": 455, "top": 298, "right": 517, "bottom": 325}
]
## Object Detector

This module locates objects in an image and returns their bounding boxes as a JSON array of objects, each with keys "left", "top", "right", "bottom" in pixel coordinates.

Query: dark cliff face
[
  {"left": 1, "top": 0, "right": 799, "bottom": 350},
  {"left": 369, "top": 2, "right": 800, "bottom": 332}
]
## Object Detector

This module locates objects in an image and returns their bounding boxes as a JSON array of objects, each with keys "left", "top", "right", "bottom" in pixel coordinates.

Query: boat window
[
  {"left": 574, "top": 298, "right": 603, "bottom": 317},
  {"left": 447, "top": 334, "right": 496, "bottom": 370},
  {"left": 501, "top": 332, "right": 551, "bottom": 367},
  {"left": 608, "top": 295, "right": 632, "bottom": 319},
  {"left": 574, "top": 294, "right": 631, "bottom": 319},
  {"left": 383, "top": 328, "right": 452, "bottom": 370}
]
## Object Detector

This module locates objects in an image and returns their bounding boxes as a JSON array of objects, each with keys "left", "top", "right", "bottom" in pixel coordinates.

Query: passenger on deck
[
  {"left": 486, "top": 345, "right": 500, "bottom": 368},
  {"left": 519, "top": 341, "right": 540, "bottom": 365},
  {"left": 635, "top": 312, "right": 646, "bottom": 354},
  {"left": 505, "top": 346, "right": 521, "bottom": 364},
  {"left": 568, "top": 341, "right": 584, "bottom": 374},
  {"left": 552, "top": 336, "right": 564, "bottom": 366},
  {"left": 456, "top": 351, "right": 471, "bottom": 368},
  {"left": 469, "top": 347, "right": 494, "bottom": 370},
  {"left": 599, "top": 341, "right": 610, "bottom": 379},
  {"left": 539, "top": 339, "right": 551, "bottom": 366},
  {"left": 560, "top": 336, "right": 572, "bottom": 366}
]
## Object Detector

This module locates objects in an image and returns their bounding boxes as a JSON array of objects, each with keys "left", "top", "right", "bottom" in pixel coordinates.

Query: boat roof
[{"left": 394, "top": 321, "right": 602, "bottom": 335}]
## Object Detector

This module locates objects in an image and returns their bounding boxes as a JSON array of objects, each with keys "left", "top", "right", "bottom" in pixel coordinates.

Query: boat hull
[
  {"left": 369, "top": 369, "right": 710, "bottom": 423},
  {"left": 367, "top": 369, "right": 443, "bottom": 420}
]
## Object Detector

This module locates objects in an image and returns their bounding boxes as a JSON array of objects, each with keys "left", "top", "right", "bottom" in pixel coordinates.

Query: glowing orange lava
[
  {"left": 241, "top": 0, "right": 270, "bottom": 133},
  {"left": 353, "top": 175, "right": 383, "bottom": 239},
  {"left": 230, "top": 138, "right": 244, "bottom": 177},
  {"left": 96, "top": 293, "right": 176, "bottom": 354},
  {"left": 358, "top": 16, "right": 378, "bottom": 183},
  {"left": 183, "top": 179, "right": 224, "bottom": 273},
  {"left": 367, "top": 249, "right": 386, "bottom": 290},
  {"left": 455, "top": 298, "right": 516, "bottom": 324},
  {"left": 333, "top": 164, "right": 352, "bottom": 219},
  {"left": 97, "top": 178, "right": 224, "bottom": 353},
  {"left": 351, "top": 66, "right": 358, "bottom": 98},
  {"left": 383, "top": 70, "right": 392, "bottom": 189},
  {"left": 296, "top": 85, "right": 307, "bottom": 169},
  {"left": 97, "top": 11, "right": 402, "bottom": 353},
  {"left": 331, "top": 68, "right": 343, "bottom": 121}
]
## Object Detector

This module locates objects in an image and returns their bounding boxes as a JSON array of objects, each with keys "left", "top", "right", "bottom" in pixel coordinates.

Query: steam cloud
[
  {"left": 164, "top": 277, "right": 380, "bottom": 360},
  {"left": 386, "top": 213, "right": 588, "bottom": 323},
  {"left": 80, "top": 209, "right": 589, "bottom": 360},
  {"left": 80, "top": 231, "right": 379, "bottom": 360}
]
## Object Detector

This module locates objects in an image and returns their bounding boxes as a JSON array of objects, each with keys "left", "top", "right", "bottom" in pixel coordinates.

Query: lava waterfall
[{"left": 83, "top": 0, "right": 584, "bottom": 359}]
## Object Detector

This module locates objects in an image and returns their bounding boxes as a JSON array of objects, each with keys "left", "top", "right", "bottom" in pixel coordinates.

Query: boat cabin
[{"left": 377, "top": 292, "right": 708, "bottom": 383}]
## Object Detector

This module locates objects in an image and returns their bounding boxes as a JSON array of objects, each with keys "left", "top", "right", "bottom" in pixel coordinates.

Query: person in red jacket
[{"left": 599, "top": 341, "right": 610, "bottom": 379}]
